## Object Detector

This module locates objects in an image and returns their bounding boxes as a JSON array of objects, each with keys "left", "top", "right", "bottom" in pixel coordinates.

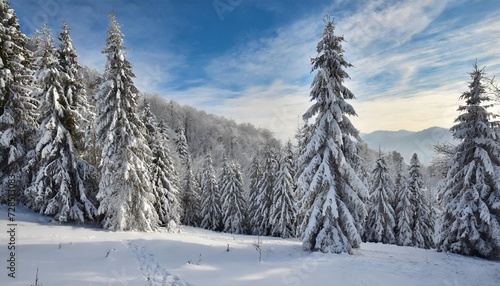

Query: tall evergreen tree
[
  {"left": 200, "top": 153, "right": 222, "bottom": 231},
  {"left": 270, "top": 142, "right": 297, "bottom": 238},
  {"left": 252, "top": 143, "right": 278, "bottom": 236},
  {"left": 395, "top": 176, "right": 413, "bottom": 246},
  {"left": 80, "top": 67, "right": 100, "bottom": 168},
  {"left": 438, "top": 64, "right": 500, "bottom": 259},
  {"left": 295, "top": 123, "right": 313, "bottom": 237},
  {"left": 0, "top": 1, "right": 39, "bottom": 202},
  {"left": 57, "top": 21, "right": 98, "bottom": 196},
  {"left": 247, "top": 154, "right": 262, "bottom": 234},
  {"left": 220, "top": 158, "right": 246, "bottom": 234},
  {"left": 392, "top": 153, "right": 406, "bottom": 211},
  {"left": 25, "top": 24, "right": 96, "bottom": 223},
  {"left": 284, "top": 140, "right": 297, "bottom": 190},
  {"left": 365, "top": 155, "right": 396, "bottom": 244},
  {"left": 26, "top": 26, "right": 48, "bottom": 79},
  {"left": 174, "top": 127, "right": 190, "bottom": 166},
  {"left": 408, "top": 153, "right": 434, "bottom": 249},
  {"left": 173, "top": 124, "right": 199, "bottom": 226},
  {"left": 429, "top": 142, "right": 456, "bottom": 180},
  {"left": 295, "top": 122, "right": 312, "bottom": 176},
  {"left": 182, "top": 162, "right": 201, "bottom": 226},
  {"left": 96, "top": 15, "right": 157, "bottom": 231},
  {"left": 297, "top": 17, "right": 368, "bottom": 254},
  {"left": 142, "top": 102, "right": 181, "bottom": 228},
  {"left": 57, "top": 21, "right": 89, "bottom": 154}
]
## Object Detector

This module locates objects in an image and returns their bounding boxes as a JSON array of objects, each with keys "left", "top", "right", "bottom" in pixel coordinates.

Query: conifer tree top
[
  {"left": 103, "top": 14, "right": 126, "bottom": 55},
  {"left": 451, "top": 63, "right": 499, "bottom": 141},
  {"left": 304, "top": 17, "right": 357, "bottom": 123},
  {"left": 58, "top": 22, "right": 79, "bottom": 71},
  {"left": 101, "top": 14, "right": 136, "bottom": 88}
]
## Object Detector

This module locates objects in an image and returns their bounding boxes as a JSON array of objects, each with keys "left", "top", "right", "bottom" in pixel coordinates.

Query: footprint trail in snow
[{"left": 128, "top": 240, "right": 190, "bottom": 286}]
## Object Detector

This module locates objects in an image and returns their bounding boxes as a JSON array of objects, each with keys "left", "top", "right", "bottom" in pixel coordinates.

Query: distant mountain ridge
[{"left": 361, "top": 127, "right": 459, "bottom": 165}]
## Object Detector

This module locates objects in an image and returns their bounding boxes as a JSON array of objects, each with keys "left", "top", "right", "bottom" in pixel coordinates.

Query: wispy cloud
[
  {"left": 204, "top": 17, "right": 321, "bottom": 89},
  {"left": 130, "top": 50, "right": 186, "bottom": 93},
  {"left": 342, "top": 6, "right": 500, "bottom": 132},
  {"left": 339, "top": 0, "right": 448, "bottom": 51},
  {"left": 346, "top": 9, "right": 500, "bottom": 99},
  {"left": 336, "top": 0, "right": 450, "bottom": 99}
]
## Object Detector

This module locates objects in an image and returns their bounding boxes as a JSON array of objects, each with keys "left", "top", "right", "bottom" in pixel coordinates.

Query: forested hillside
[{"left": 145, "top": 94, "right": 278, "bottom": 175}]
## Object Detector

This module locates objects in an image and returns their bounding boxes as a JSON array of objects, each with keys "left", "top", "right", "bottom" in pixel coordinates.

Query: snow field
[{"left": 1, "top": 205, "right": 499, "bottom": 286}]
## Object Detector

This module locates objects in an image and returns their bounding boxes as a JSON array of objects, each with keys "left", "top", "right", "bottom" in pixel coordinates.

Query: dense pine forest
[{"left": 1, "top": 0, "right": 499, "bottom": 261}]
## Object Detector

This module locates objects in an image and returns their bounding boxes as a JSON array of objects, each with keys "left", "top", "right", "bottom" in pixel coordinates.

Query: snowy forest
[{"left": 1, "top": 1, "right": 499, "bottom": 261}]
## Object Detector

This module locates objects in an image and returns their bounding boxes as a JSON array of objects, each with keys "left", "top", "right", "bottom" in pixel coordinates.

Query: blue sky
[{"left": 11, "top": 0, "right": 500, "bottom": 140}]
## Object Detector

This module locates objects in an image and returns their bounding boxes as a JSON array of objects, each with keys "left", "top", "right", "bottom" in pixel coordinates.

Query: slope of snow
[{"left": 1, "top": 205, "right": 499, "bottom": 285}]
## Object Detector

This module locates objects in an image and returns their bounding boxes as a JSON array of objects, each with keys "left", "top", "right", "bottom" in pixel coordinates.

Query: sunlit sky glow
[{"left": 11, "top": 0, "right": 500, "bottom": 140}]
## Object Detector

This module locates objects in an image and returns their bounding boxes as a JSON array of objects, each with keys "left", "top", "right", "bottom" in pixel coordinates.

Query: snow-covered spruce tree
[
  {"left": 200, "top": 153, "right": 222, "bottom": 231},
  {"left": 297, "top": 17, "right": 368, "bottom": 254},
  {"left": 350, "top": 140, "right": 371, "bottom": 241},
  {"left": 429, "top": 142, "right": 456, "bottom": 180},
  {"left": 437, "top": 64, "right": 500, "bottom": 259},
  {"left": 284, "top": 140, "right": 297, "bottom": 189},
  {"left": 270, "top": 142, "right": 297, "bottom": 238},
  {"left": 142, "top": 101, "right": 181, "bottom": 228},
  {"left": 173, "top": 124, "right": 199, "bottom": 226},
  {"left": 57, "top": 21, "right": 90, "bottom": 154},
  {"left": 182, "top": 162, "right": 201, "bottom": 226},
  {"left": 408, "top": 153, "right": 434, "bottom": 249},
  {"left": 175, "top": 127, "right": 190, "bottom": 167},
  {"left": 294, "top": 122, "right": 313, "bottom": 237},
  {"left": 26, "top": 27, "right": 46, "bottom": 75},
  {"left": 395, "top": 176, "right": 413, "bottom": 246},
  {"left": 57, "top": 21, "right": 99, "bottom": 202},
  {"left": 220, "top": 157, "right": 247, "bottom": 234},
  {"left": 365, "top": 155, "right": 396, "bottom": 244},
  {"left": 392, "top": 153, "right": 406, "bottom": 211},
  {"left": 247, "top": 154, "right": 262, "bottom": 234},
  {"left": 251, "top": 143, "right": 278, "bottom": 236},
  {"left": 0, "top": 1, "right": 39, "bottom": 202},
  {"left": 79, "top": 66, "right": 101, "bottom": 168},
  {"left": 26, "top": 25, "right": 97, "bottom": 222},
  {"left": 344, "top": 117, "right": 370, "bottom": 197},
  {"left": 427, "top": 186, "right": 439, "bottom": 246},
  {"left": 295, "top": 122, "right": 312, "bottom": 180},
  {"left": 96, "top": 15, "right": 157, "bottom": 231}
]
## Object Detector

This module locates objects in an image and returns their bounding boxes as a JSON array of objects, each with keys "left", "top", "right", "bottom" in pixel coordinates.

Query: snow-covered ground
[{"left": 1, "top": 205, "right": 498, "bottom": 286}]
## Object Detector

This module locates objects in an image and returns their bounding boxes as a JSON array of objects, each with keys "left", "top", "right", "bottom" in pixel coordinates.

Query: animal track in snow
[{"left": 128, "top": 240, "right": 190, "bottom": 286}]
